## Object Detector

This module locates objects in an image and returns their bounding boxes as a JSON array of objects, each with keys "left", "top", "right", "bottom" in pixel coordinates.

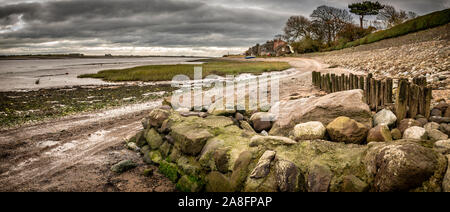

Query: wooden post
[
  {"left": 424, "top": 86, "right": 432, "bottom": 119},
  {"left": 380, "top": 81, "right": 386, "bottom": 108},
  {"left": 409, "top": 84, "right": 419, "bottom": 118},
  {"left": 386, "top": 78, "right": 393, "bottom": 103},
  {"left": 340, "top": 74, "right": 345, "bottom": 91},
  {"left": 326, "top": 74, "right": 331, "bottom": 93},
  {"left": 331, "top": 74, "right": 335, "bottom": 93},
  {"left": 375, "top": 80, "right": 381, "bottom": 111},
  {"left": 366, "top": 74, "right": 372, "bottom": 105},
  {"left": 359, "top": 76, "right": 364, "bottom": 90},
  {"left": 370, "top": 78, "right": 376, "bottom": 110},
  {"left": 396, "top": 79, "right": 409, "bottom": 124},
  {"left": 349, "top": 73, "right": 354, "bottom": 90}
]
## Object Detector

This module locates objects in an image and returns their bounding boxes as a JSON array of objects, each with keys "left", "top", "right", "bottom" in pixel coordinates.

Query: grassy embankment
[
  {"left": 0, "top": 85, "right": 175, "bottom": 128},
  {"left": 330, "top": 8, "right": 450, "bottom": 51},
  {"left": 79, "top": 59, "right": 291, "bottom": 82}
]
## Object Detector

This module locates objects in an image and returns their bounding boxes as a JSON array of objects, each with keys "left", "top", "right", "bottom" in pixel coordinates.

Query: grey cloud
[{"left": 0, "top": 0, "right": 447, "bottom": 55}]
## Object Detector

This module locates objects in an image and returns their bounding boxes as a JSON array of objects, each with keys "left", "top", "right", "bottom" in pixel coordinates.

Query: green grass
[
  {"left": 330, "top": 8, "right": 450, "bottom": 51},
  {"left": 78, "top": 59, "right": 291, "bottom": 82}
]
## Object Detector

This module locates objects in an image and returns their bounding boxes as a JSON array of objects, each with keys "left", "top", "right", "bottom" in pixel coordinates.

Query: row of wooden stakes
[{"left": 312, "top": 71, "right": 433, "bottom": 122}]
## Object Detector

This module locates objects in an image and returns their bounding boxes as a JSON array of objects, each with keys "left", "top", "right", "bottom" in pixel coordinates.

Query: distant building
[{"left": 245, "top": 39, "right": 292, "bottom": 57}]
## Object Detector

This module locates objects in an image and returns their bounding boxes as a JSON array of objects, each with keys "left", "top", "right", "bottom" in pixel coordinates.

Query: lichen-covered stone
[
  {"left": 171, "top": 127, "right": 213, "bottom": 156},
  {"left": 249, "top": 135, "right": 297, "bottom": 148},
  {"left": 250, "top": 150, "right": 276, "bottom": 179},
  {"left": 367, "top": 124, "right": 392, "bottom": 142},
  {"left": 230, "top": 151, "right": 253, "bottom": 191},
  {"left": 391, "top": 128, "right": 402, "bottom": 140},
  {"left": 275, "top": 159, "right": 302, "bottom": 192},
  {"left": 199, "top": 138, "right": 224, "bottom": 170},
  {"left": 177, "top": 156, "right": 202, "bottom": 176},
  {"left": 205, "top": 171, "right": 234, "bottom": 192},
  {"left": 135, "top": 131, "right": 147, "bottom": 147},
  {"left": 126, "top": 142, "right": 140, "bottom": 152},
  {"left": 326, "top": 116, "right": 369, "bottom": 144},
  {"left": 307, "top": 163, "right": 332, "bottom": 192},
  {"left": 159, "top": 142, "right": 172, "bottom": 158},
  {"left": 148, "top": 108, "right": 170, "bottom": 128},
  {"left": 373, "top": 109, "right": 397, "bottom": 127},
  {"left": 364, "top": 141, "right": 444, "bottom": 192},
  {"left": 240, "top": 120, "right": 257, "bottom": 135},
  {"left": 149, "top": 150, "right": 162, "bottom": 164},
  {"left": 403, "top": 126, "right": 428, "bottom": 140},
  {"left": 293, "top": 121, "right": 326, "bottom": 141},
  {"left": 214, "top": 148, "right": 230, "bottom": 173},
  {"left": 146, "top": 128, "right": 163, "bottom": 150}
]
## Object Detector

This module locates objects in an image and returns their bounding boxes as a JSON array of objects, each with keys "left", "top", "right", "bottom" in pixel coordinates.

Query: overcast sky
[{"left": 0, "top": 0, "right": 448, "bottom": 56}]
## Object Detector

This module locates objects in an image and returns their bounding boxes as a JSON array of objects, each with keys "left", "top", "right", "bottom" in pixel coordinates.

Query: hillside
[{"left": 309, "top": 23, "right": 449, "bottom": 94}]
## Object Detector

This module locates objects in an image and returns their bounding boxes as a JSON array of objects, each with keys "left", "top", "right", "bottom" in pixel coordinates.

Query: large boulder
[
  {"left": 398, "top": 119, "right": 422, "bottom": 134},
  {"left": 364, "top": 141, "right": 446, "bottom": 192},
  {"left": 171, "top": 127, "right": 213, "bottom": 156},
  {"left": 293, "top": 121, "right": 326, "bottom": 141},
  {"left": 326, "top": 116, "right": 369, "bottom": 144},
  {"left": 250, "top": 112, "right": 276, "bottom": 133},
  {"left": 373, "top": 109, "right": 397, "bottom": 127},
  {"left": 403, "top": 126, "right": 428, "bottom": 140},
  {"left": 269, "top": 90, "right": 372, "bottom": 136},
  {"left": 367, "top": 124, "right": 392, "bottom": 142}
]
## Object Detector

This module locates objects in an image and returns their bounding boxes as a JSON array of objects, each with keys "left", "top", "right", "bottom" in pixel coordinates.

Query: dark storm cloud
[{"left": 0, "top": 0, "right": 448, "bottom": 55}]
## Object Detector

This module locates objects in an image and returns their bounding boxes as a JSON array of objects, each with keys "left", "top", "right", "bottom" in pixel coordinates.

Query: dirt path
[{"left": 0, "top": 57, "right": 353, "bottom": 192}]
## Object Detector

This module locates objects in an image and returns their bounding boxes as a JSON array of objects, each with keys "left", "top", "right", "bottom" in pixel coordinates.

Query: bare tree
[
  {"left": 283, "top": 16, "right": 311, "bottom": 42},
  {"left": 377, "top": 5, "right": 417, "bottom": 28},
  {"left": 310, "top": 5, "right": 353, "bottom": 45}
]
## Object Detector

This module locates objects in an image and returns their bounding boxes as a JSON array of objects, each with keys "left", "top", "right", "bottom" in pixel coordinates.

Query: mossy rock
[
  {"left": 149, "top": 150, "right": 162, "bottom": 164},
  {"left": 273, "top": 140, "right": 369, "bottom": 192},
  {"left": 205, "top": 171, "right": 234, "bottom": 192},
  {"left": 230, "top": 151, "right": 254, "bottom": 191},
  {"left": 159, "top": 142, "right": 172, "bottom": 158},
  {"left": 146, "top": 128, "right": 163, "bottom": 150},
  {"left": 176, "top": 175, "right": 205, "bottom": 192},
  {"left": 135, "top": 131, "right": 148, "bottom": 147},
  {"left": 177, "top": 156, "right": 202, "bottom": 176},
  {"left": 159, "top": 160, "right": 179, "bottom": 183}
]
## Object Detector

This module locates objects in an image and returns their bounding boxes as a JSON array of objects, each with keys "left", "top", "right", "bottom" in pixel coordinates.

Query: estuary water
[{"left": 0, "top": 57, "right": 201, "bottom": 91}]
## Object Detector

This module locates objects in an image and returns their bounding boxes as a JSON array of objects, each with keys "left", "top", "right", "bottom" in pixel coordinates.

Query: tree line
[{"left": 282, "top": 1, "right": 417, "bottom": 54}]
